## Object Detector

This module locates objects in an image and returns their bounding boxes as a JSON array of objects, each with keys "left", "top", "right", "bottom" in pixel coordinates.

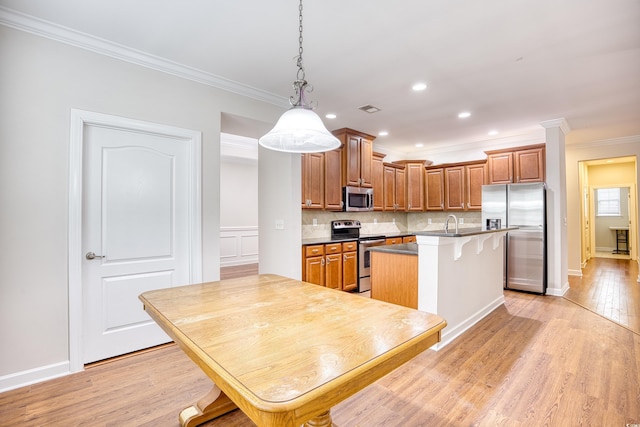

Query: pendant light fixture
[{"left": 258, "top": 0, "right": 340, "bottom": 153}]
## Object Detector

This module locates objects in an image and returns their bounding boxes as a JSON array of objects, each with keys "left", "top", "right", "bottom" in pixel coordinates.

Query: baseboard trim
[
  {"left": 0, "top": 361, "right": 71, "bottom": 393},
  {"left": 568, "top": 268, "right": 583, "bottom": 277},
  {"left": 546, "top": 281, "right": 570, "bottom": 296}
]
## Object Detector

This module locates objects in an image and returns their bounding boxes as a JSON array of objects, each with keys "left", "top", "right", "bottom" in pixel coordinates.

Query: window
[{"left": 596, "top": 188, "right": 621, "bottom": 216}]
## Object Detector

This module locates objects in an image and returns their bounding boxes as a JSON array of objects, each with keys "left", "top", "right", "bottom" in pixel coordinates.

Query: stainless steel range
[{"left": 331, "top": 220, "right": 386, "bottom": 293}]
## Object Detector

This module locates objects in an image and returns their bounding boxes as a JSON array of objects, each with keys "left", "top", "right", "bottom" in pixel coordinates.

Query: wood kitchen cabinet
[
  {"left": 302, "top": 244, "right": 325, "bottom": 286},
  {"left": 324, "top": 148, "right": 343, "bottom": 211},
  {"left": 444, "top": 161, "right": 487, "bottom": 211},
  {"left": 402, "top": 235, "right": 417, "bottom": 243},
  {"left": 425, "top": 167, "right": 445, "bottom": 211},
  {"left": 324, "top": 242, "right": 343, "bottom": 290},
  {"left": 370, "top": 251, "right": 418, "bottom": 309},
  {"left": 514, "top": 146, "right": 545, "bottom": 182},
  {"left": 383, "top": 163, "right": 406, "bottom": 211},
  {"left": 486, "top": 144, "right": 545, "bottom": 184},
  {"left": 301, "top": 152, "right": 324, "bottom": 209},
  {"left": 302, "top": 241, "right": 357, "bottom": 292},
  {"left": 342, "top": 241, "right": 358, "bottom": 292},
  {"left": 333, "top": 128, "right": 375, "bottom": 188},
  {"left": 444, "top": 166, "right": 465, "bottom": 210},
  {"left": 393, "top": 160, "right": 430, "bottom": 211},
  {"left": 385, "top": 237, "right": 402, "bottom": 245},
  {"left": 465, "top": 161, "right": 486, "bottom": 210},
  {"left": 372, "top": 152, "right": 386, "bottom": 211}
]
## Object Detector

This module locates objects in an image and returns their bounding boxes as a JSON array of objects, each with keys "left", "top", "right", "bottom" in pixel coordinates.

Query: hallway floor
[{"left": 566, "top": 257, "right": 639, "bottom": 335}]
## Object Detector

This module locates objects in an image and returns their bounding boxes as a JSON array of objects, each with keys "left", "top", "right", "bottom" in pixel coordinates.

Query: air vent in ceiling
[{"left": 358, "top": 104, "right": 381, "bottom": 114}]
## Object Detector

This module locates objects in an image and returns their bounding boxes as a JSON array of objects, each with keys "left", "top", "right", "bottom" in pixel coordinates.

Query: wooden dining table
[{"left": 139, "top": 274, "right": 446, "bottom": 427}]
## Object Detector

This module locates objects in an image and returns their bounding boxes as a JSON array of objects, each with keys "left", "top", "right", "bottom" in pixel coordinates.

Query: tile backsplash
[{"left": 302, "top": 210, "right": 481, "bottom": 239}]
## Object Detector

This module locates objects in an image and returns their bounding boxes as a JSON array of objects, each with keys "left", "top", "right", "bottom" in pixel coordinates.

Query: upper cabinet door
[
  {"left": 425, "top": 168, "right": 444, "bottom": 211},
  {"left": 371, "top": 152, "right": 385, "bottom": 211},
  {"left": 465, "top": 162, "right": 486, "bottom": 210},
  {"left": 324, "top": 148, "right": 343, "bottom": 211},
  {"left": 405, "top": 163, "right": 424, "bottom": 211},
  {"left": 344, "top": 135, "right": 361, "bottom": 187},
  {"left": 359, "top": 137, "right": 373, "bottom": 188},
  {"left": 301, "top": 152, "right": 324, "bottom": 209},
  {"left": 444, "top": 166, "right": 464, "bottom": 210},
  {"left": 514, "top": 147, "right": 545, "bottom": 182},
  {"left": 487, "top": 152, "right": 513, "bottom": 184}
]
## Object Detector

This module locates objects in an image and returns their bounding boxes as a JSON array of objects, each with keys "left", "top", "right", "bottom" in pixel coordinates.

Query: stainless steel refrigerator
[{"left": 482, "top": 182, "right": 547, "bottom": 294}]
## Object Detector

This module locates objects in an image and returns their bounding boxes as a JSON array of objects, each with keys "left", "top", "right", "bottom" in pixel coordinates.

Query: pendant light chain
[
  {"left": 257, "top": 0, "right": 341, "bottom": 153},
  {"left": 296, "top": 0, "right": 305, "bottom": 81}
]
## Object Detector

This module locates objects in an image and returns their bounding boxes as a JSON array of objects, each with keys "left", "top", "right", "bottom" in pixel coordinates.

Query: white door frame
[{"left": 68, "top": 109, "right": 202, "bottom": 372}]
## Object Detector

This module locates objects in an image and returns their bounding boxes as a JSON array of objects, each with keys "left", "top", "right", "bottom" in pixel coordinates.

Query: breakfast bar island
[
  {"left": 370, "top": 227, "right": 511, "bottom": 350},
  {"left": 139, "top": 274, "right": 446, "bottom": 427}
]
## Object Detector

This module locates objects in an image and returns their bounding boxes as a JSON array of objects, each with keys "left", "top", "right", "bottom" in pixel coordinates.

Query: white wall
[
  {"left": 0, "top": 25, "right": 288, "bottom": 388},
  {"left": 220, "top": 159, "right": 259, "bottom": 227},
  {"left": 258, "top": 147, "right": 302, "bottom": 280},
  {"left": 220, "top": 157, "right": 259, "bottom": 266}
]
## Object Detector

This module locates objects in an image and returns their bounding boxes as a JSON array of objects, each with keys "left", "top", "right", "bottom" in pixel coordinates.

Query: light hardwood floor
[
  {"left": 2, "top": 288, "right": 638, "bottom": 426},
  {"left": 565, "top": 257, "right": 640, "bottom": 335},
  {"left": 220, "top": 263, "right": 259, "bottom": 280}
]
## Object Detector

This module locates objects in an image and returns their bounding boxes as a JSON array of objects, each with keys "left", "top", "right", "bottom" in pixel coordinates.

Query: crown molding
[
  {"left": 540, "top": 118, "right": 571, "bottom": 135},
  {"left": 567, "top": 134, "right": 640, "bottom": 150},
  {"left": 0, "top": 6, "right": 289, "bottom": 108}
]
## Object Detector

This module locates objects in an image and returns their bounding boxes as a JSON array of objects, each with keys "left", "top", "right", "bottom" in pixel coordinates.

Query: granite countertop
[
  {"left": 302, "top": 232, "right": 415, "bottom": 246},
  {"left": 302, "top": 236, "right": 358, "bottom": 246},
  {"left": 302, "top": 228, "right": 515, "bottom": 246},
  {"left": 369, "top": 243, "right": 418, "bottom": 255}
]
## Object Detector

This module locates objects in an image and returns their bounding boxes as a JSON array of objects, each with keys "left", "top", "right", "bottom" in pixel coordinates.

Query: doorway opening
[
  {"left": 569, "top": 155, "right": 639, "bottom": 333},
  {"left": 578, "top": 156, "right": 637, "bottom": 265},
  {"left": 219, "top": 113, "right": 269, "bottom": 279}
]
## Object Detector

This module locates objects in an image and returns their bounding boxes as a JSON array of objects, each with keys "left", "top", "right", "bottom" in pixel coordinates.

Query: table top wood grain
[{"left": 140, "top": 274, "right": 446, "bottom": 426}]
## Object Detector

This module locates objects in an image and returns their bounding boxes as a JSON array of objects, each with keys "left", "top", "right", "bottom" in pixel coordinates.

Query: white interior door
[{"left": 82, "top": 124, "right": 191, "bottom": 363}]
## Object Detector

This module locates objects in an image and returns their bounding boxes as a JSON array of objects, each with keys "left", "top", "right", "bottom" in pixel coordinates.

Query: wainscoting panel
[{"left": 220, "top": 226, "right": 259, "bottom": 266}]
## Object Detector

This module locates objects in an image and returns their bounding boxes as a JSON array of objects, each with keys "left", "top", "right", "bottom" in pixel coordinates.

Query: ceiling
[{"left": 1, "top": 0, "right": 639, "bottom": 156}]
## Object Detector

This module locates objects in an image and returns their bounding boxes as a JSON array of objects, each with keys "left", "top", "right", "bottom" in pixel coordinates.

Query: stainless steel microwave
[{"left": 343, "top": 186, "right": 374, "bottom": 212}]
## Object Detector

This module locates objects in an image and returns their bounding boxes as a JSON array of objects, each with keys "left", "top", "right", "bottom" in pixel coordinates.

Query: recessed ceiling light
[
  {"left": 378, "top": 131, "right": 389, "bottom": 136},
  {"left": 488, "top": 130, "right": 499, "bottom": 136},
  {"left": 415, "top": 143, "right": 424, "bottom": 148},
  {"left": 325, "top": 113, "right": 336, "bottom": 119},
  {"left": 458, "top": 111, "right": 471, "bottom": 118},
  {"left": 412, "top": 82, "right": 427, "bottom": 91}
]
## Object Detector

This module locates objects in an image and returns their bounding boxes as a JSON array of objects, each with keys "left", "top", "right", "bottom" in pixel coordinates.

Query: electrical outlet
[
  {"left": 427, "top": 218, "right": 432, "bottom": 225},
  {"left": 459, "top": 218, "right": 464, "bottom": 224},
  {"left": 374, "top": 218, "right": 377, "bottom": 224},
  {"left": 392, "top": 218, "right": 395, "bottom": 225},
  {"left": 313, "top": 218, "right": 317, "bottom": 226},
  {"left": 275, "top": 220, "right": 284, "bottom": 230}
]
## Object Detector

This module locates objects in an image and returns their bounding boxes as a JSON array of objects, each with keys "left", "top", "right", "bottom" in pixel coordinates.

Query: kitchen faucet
[{"left": 445, "top": 214, "right": 458, "bottom": 234}]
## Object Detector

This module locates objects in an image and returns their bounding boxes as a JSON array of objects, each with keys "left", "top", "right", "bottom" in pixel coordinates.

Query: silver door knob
[{"left": 85, "top": 252, "right": 105, "bottom": 260}]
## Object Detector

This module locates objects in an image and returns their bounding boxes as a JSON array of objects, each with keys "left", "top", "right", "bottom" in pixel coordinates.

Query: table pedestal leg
[
  {"left": 178, "top": 384, "right": 237, "bottom": 427},
  {"left": 304, "top": 410, "right": 338, "bottom": 427}
]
